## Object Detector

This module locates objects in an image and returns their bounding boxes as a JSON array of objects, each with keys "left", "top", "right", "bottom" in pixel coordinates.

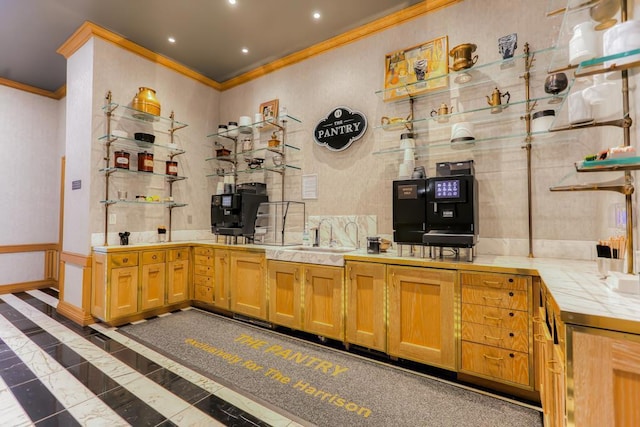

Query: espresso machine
[
  {"left": 392, "top": 178, "right": 428, "bottom": 256},
  {"left": 211, "top": 182, "right": 268, "bottom": 243},
  {"left": 423, "top": 160, "right": 478, "bottom": 261}
]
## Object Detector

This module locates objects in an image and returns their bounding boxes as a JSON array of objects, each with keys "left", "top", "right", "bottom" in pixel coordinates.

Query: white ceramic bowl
[{"left": 450, "top": 122, "right": 475, "bottom": 142}]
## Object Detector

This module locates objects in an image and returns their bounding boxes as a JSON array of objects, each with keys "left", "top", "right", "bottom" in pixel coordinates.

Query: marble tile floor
[{"left": 0, "top": 289, "right": 304, "bottom": 427}]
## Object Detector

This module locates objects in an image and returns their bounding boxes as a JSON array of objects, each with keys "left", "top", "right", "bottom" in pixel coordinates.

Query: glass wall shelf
[
  {"left": 205, "top": 164, "right": 301, "bottom": 178},
  {"left": 98, "top": 134, "right": 186, "bottom": 155},
  {"left": 550, "top": 173, "right": 632, "bottom": 193},
  {"left": 100, "top": 200, "right": 187, "bottom": 208},
  {"left": 102, "top": 103, "right": 188, "bottom": 131},
  {"left": 205, "top": 144, "right": 300, "bottom": 162},
  {"left": 576, "top": 156, "right": 640, "bottom": 172},
  {"left": 99, "top": 167, "right": 188, "bottom": 181},
  {"left": 206, "top": 114, "right": 301, "bottom": 138},
  {"left": 375, "top": 47, "right": 555, "bottom": 102},
  {"left": 575, "top": 48, "right": 640, "bottom": 77}
]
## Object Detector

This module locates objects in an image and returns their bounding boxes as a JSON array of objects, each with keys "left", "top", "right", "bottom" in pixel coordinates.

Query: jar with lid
[
  {"left": 138, "top": 151, "right": 154, "bottom": 172},
  {"left": 165, "top": 160, "right": 178, "bottom": 176},
  {"left": 114, "top": 151, "right": 130, "bottom": 169},
  {"left": 228, "top": 121, "right": 239, "bottom": 138}
]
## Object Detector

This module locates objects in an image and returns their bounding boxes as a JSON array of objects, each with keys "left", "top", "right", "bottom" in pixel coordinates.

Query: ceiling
[{"left": 0, "top": 0, "right": 424, "bottom": 93}]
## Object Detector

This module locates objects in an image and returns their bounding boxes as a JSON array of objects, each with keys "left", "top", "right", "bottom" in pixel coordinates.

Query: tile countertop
[{"left": 92, "top": 242, "right": 640, "bottom": 334}]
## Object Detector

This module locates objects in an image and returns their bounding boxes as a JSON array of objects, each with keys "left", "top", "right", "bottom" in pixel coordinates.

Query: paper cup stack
[{"left": 399, "top": 133, "right": 415, "bottom": 179}]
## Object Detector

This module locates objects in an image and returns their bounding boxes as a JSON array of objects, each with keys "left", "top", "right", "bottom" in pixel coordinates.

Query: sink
[{"left": 290, "top": 246, "right": 356, "bottom": 254}]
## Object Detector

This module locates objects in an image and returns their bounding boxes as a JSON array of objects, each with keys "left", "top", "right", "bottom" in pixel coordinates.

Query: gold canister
[
  {"left": 268, "top": 132, "right": 280, "bottom": 147},
  {"left": 132, "top": 87, "right": 161, "bottom": 117},
  {"left": 449, "top": 43, "right": 478, "bottom": 71}
]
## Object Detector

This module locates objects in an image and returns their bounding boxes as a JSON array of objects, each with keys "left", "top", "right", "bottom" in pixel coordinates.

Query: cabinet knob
[
  {"left": 152, "top": 255, "right": 157, "bottom": 260},
  {"left": 509, "top": 353, "right": 515, "bottom": 358},
  {"left": 508, "top": 278, "right": 514, "bottom": 283},
  {"left": 123, "top": 257, "right": 128, "bottom": 263},
  {"left": 509, "top": 312, "right": 515, "bottom": 317},
  {"left": 509, "top": 332, "right": 515, "bottom": 337}
]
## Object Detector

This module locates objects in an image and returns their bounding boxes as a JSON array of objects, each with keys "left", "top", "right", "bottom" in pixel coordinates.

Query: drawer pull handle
[
  {"left": 509, "top": 291, "right": 514, "bottom": 297},
  {"left": 483, "top": 334, "right": 502, "bottom": 341},
  {"left": 482, "top": 295, "right": 503, "bottom": 301},
  {"left": 483, "top": 354, "right": 503, "bottom": 362},
  {"left": 152, "top": 255, "right": 157, "bottom": 260},
  {"left": 534, "top": 334, "right": 545, "bottom": 342},
  {"left": 483, "top": 280, "right": 501, "bottom": 287},
  {"left": 483, "top": 315, "right": 502, "bottom": 323}
]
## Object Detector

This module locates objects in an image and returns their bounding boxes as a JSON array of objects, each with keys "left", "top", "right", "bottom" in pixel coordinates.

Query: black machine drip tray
[{"left": 423, "top": 230, "right": 477, "bottom": 248}]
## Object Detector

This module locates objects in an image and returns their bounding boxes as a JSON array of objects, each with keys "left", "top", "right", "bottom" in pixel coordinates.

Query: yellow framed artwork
[{"left": 383, "top": 36, "right": 448, "bottom": 102}]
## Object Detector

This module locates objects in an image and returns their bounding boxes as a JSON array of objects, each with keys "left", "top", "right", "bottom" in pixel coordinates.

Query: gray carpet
[{"left": 120, "top": 309, "right": 542, "bottom": 427}]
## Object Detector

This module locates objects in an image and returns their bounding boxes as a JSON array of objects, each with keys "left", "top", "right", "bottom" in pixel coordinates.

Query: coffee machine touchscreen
[
  {"left": 221, "top": 195, "right": 232, "bottom": 208},
  {"left": 435, "top": 180, "right": 459, "bottom": 198}
]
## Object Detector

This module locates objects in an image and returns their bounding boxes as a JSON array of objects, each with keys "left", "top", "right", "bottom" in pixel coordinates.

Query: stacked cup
[{"left": 399, "top": 132, "right": 416, "bottom": 178}]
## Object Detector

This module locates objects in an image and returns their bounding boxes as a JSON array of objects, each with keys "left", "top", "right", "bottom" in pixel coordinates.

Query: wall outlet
[{"left": 109, "top": 214, "right": 116, "bottom": 225}]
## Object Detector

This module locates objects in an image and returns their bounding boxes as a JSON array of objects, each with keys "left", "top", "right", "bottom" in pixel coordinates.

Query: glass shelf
[
  {"left": 549, "top": 172, "right": 633, "bottom": 194},
  {"left": 206, "top": 114, "right": 301, "bottom": 138},
  {"left": 103, "top": 103, "right": 188, "bottom": 131},
  {"left": 99, "top": 167, "right": 188, "bottom": 181},
  {"left": 375, "top": 47, "right": 556, "bottom": 102},
  {"left": 576, "top": 156, "right": 640, "bottom": 172},
  {"left": 575, "top": 48, "right": 640, "bottom": 77},
  {"left": 98, "top": 134, "right": 186, "bottom": 155},
  {"left": 205, "top": 164, "right": 301, "bottom": 178},
  {"left": 100, "top": 200, "right": 188, "bottom": 208},
  {"left": 205, "top": 144, "right": 300, "bottom": 162}
]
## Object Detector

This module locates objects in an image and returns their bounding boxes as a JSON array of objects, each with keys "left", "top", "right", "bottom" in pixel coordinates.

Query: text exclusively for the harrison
[{"left": 185, "top": 333, "right": 372, "bottom": 418}]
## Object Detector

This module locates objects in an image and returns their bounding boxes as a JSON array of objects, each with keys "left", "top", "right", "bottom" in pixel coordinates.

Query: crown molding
[{"left": 0, "top": 77, "right": 61, "bottom": 99}]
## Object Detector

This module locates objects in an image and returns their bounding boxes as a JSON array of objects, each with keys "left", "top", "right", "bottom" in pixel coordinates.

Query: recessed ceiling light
[
  {"left": 229, "top": 0, "right": 237, "bottom": 5},
  {"left": 168, "top": 36, "right": 176, "bottom": 44},
  {"left": 241, "top": 47, "right": 249, "bottom": 54},
  {"left": 313, "top": 11, "right": 321, "bottom": 20}
]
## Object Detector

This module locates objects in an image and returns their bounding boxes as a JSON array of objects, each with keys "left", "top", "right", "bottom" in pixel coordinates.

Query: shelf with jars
[
  {"left": 206, "top": 113, "right": 301, "bottom": 201},
  {"left": 547, "top": 0, "right": 636, "bottom": 274},
  {"left": 99, "top": 90, "right": 188, "bottom": 245}
]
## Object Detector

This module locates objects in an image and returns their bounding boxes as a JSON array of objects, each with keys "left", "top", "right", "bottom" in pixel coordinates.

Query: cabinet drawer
[
  {"left": 141, "top": 250, "right": 165, "bottom": 265},
  {"left": 194, "top": 285, "right": 213, "bottom": 303},
  {"left": 194, "top": 264, "right": 213, "bottom": 276},
  {"left": 461, "top": 321, "right": 529, "bottom": 353},
  {"left": 462, "top": 303, "right": 528, "bottom": 331},
  {"left": 461, "top": 341, "right": 529, "bottom": 386},
  {"left": 194, "top": 254, "right": 214, "bottom": 266},
  {"left": 168, "top": 248, "right": 189, "bottom": 262},
  {"left": 194, "top": 247, "right": 214, "bottom": 256},
  {"left": 460, "top": 272, "right": 529, "bottom": 291},
  {"left": 462, "top": 286, "right": 527, "bottom": 311},
  {"left": 110, "top": 253, "right": 138, "bottom": 267},
  {"left": 194, "top": 274, "right": 212, "bottom": 287}
]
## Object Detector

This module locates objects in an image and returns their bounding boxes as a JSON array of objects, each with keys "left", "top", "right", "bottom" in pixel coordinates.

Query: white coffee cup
[
  {"left": 398, "top": 163, "right": 411, "bottom": 179},
  {"left": 254, "top": 113, "right": 264, "bottom": 128},
  {"left": 404, "top": 148, "right": 415, "bottom": 161},
  {"left": 403, "top": 159, "right": 416, "bottom": 172},
  {"left": 400, "top": 132, "right": 415, "bottom": 149},
  {"left": 569, "top": 21, "right": 598, "bottom": 64}
]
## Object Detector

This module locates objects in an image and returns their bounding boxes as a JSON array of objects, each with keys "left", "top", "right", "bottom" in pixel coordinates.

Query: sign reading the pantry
[{"left": 313, "top": 106, "right": 367, "bottom": 152}]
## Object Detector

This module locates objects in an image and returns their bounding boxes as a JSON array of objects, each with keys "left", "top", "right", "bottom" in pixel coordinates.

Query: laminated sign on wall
[{"left": 314, "top": 106, "right": 367, "bottom": 151}]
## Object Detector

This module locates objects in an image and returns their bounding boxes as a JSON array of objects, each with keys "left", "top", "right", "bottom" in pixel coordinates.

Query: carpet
[{"left": 120, "top": 309, "right": 542, "bottom": 427}]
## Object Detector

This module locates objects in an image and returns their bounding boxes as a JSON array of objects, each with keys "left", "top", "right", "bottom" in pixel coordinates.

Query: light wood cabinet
[
  {"left": 214, "top": 249, "right": 230, "bottom": 309},
  {"left": 303, "top": 264, "right": 344, "bottom": 341},
  {"left": 92, "top": 247, "right": 189, "bottom": 326},
  {"left": 140, "top": 250, "right": 166, "bottom": 311},
  {"left": 460, "top": 271, "right": 532, "bottom": 387},
  {"left": 230, "top": 250, "right": 266, "bottom": 320},
  {"left": 167, "top": 248, "right": 189, "bottom": 304},
  {"left": 267, "top": 260, "right": 303, "bottom": 329},
  {"left": 387, "top": 266, "right": 456, "bottom": 370},
  {"left": 193, "top": 247, "right": 214, "bottom": 304},
  {"left": 345, "top": 261, "right": 386, "bottom": 352},
  {"left": 570, "top": 327, "right": 640, "bottom": 427}
]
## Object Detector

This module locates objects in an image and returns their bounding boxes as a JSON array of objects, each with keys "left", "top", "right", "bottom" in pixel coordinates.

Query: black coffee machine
[
  {"left": 211, "top": 182, "right": 268, "bottom": 240},
  {"left": 423, "top": 160, "right": 478, "bottom": 261},
  {"left": 392, "top": 178, "right": 428, "bottom": 256}
]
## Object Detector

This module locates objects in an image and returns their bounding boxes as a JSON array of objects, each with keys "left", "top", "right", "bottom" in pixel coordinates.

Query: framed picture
[
  {"left": 383, "top": 36, "right": 448, "bottom": 102},
  {"left": 259, "top": 99, "right": 279, "bottom": 123}
]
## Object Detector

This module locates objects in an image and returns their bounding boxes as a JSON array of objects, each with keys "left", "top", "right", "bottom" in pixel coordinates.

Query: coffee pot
[
  {"left": 486, "top": 87, "right": 511, "bottom": 113},
  {"left": 119, "top": 231, "right": 130, "bottom": 245},
  {"left": 431, "top": 103, "right": 454, "bottom": 123}
]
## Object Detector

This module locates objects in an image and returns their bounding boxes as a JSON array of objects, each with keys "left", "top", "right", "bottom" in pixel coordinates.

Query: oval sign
[{"left": 313, "top": 106, "right": 367, "bottom": 152}]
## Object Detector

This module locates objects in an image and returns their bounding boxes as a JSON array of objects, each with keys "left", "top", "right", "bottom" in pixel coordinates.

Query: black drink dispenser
[
  {"left": 211, "top": 182, "right": 268, "bottom": 240},
  {"left": 423, "top": 161, "right": 478, "bottom": 261},
  {"left": 392, "top": 179, "right": 428, "bottom": 246}
]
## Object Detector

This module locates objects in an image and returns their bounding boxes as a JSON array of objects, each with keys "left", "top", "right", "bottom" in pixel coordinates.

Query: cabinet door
[
  {"left": 167, "top": 259, "right": 189, "bottom": 304},
  {"left": 140, "top": 262, "right": 165, "bottom": 311},
  {"left": 268, "top": 260, "right": 303, "bottom": 329},
  {"left": 387, "top": 266, "right": 456, "bottom": 370},
  {"left": 572, "top": 328, "right": 640, "bottom": 427},
  {"left": 213, "top": 249, "right": 230, "bottom": 309},
  {"left": 303, "top": 265, "right": 344, "bottom": 341},
  {"left": 92, "top": 253, "right": 107, "bottom": 320},
  {"left": 345, "top": 261, "right": 386, "bottom": 352},
  {"left": 110, "top": 266, "right": 139, "bottom": 318},
  {"left": 230, "top": 251, "right": 266, "bottom": 320}
]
